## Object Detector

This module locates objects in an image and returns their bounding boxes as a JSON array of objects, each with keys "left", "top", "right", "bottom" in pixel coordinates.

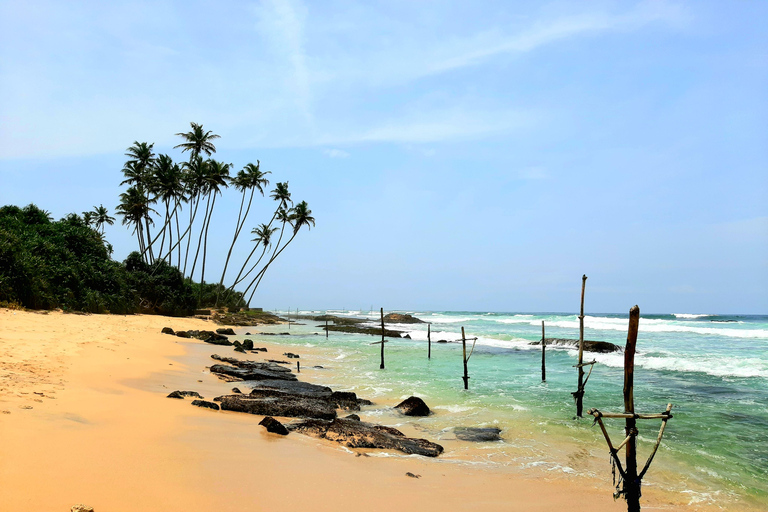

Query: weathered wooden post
[
  {"left": 326, "top": 318, "right": 329, "bottom": 338},
  {"left": 575, "top": 274, "right": 588, "bottom": 416},
  {"left": 587, "top": 305, "right": 674, "bottom": 512},
  {"left": 380, "top": 307, "right": 385, "bottom": 369},
  {"left": 428, "top": 323, "right": 432, "bottom": 359},
  {"left": 461, "top": 327, "right": 469, "bottom": 389},
  {"left": 541, "top": 320, "right": 546, "bottom": 382},
  {"left": 624, "top": 305, "right": 640, "bottom": 511},
  {"left": 297, "top": 360, "right": 301, "bottom": 373}
]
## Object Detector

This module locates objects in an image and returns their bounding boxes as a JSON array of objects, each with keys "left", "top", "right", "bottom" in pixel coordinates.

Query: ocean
[{"left": 251, "top": 310, "right": 768, "bottom": 509}]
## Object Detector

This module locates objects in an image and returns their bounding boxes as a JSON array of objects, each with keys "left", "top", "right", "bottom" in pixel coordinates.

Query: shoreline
[{"left": 0, "top": 309, "right": 743, "bottom": 511}]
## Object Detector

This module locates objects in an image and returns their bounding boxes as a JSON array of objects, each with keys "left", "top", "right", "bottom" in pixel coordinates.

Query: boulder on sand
[
  {"left": 216, "top": 327, "right": 236, "bottom": 335},
  {"left": 161, "top": 327, "right": 175, "bottom": 335},
  {"left": 289, "top": 417, "right": 443, "bottom": 457},
  {"left": 167, "top": 390, "right": 203, "bottom": 399},
  {"left": 259, "top": 416, "right": 289, "bottom": 435},
  {"left": 191, "top": 399, "right": 220, "bottom": 410},
  {"left": 394, "top": 396, "right": 431, "bottom": 416}
]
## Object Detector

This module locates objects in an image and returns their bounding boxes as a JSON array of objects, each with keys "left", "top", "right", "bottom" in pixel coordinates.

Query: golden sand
[{"left": 0, "top": 309, "right": 713, "bottom": 511}]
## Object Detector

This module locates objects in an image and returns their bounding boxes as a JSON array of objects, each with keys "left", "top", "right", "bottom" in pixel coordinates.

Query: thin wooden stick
[
  {"left": 541, "top": 321, "right": 546, "bottom": 382},
  {"left": 462, "top": 327, "right": 469, "bottom": 390},
  {"left": 379, "top": 307, "right": 385, "bottom": 369},
  {"left": 326, "top": 319, "right": 329, "bottom": 338},
  {"left": 589, "top": 413, "right": 626, "bottom": 479},
  {"left": 589, "top": 411, "right": 673, "bottom": 420},
  {"left": 428, "top": 323, "right": 431, "bottom": 360},
  {"left": 576, "top": 274, "right": 588, "bottom": 417},
  {"left": 639, "top": 403, "right": 673, "bottom": 479}
]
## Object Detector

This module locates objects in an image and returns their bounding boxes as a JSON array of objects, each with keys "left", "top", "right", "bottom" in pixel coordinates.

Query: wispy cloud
[{"left": 323, "top": 148, "right": 349, "bottom": 158}]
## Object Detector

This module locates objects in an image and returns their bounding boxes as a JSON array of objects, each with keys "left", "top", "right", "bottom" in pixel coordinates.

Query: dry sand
[{"left": 0, "top": 309, "right": 709, "bottom": 511}]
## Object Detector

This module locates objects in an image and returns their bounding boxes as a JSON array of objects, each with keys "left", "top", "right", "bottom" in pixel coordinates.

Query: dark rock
[
  {"left": 383, "top": 313, "right": 425, "bottom": 324},
  {"left": 161, "top": 327, "right": 175, "bottom": 335},
  {"left": 216, "top": 327, "right": 236, "bottom": 335},
  {"left": 234, "top": 346, "right": 246, "bottom": 353},
  {"left": 175, "top": 331, "right": 191, "bottom": 338},
  {"left": 284, "top": 352, "right": 300, "bottom": 359},
  {"left": 454, "top": 427, "right": 502, "bottom": 442},
  {"left": 232, "top": 387, "right": 242, "bottom": 394},
  {"left": 195, "top": 330, "right": 232, "bottom": 345},
  {"left": 209, "top": 363, "right": 297, "bottom": 382},
  {"left": 248, "top": 380, "right": 333, "bottom": 397},
  {"left": 313, "top": 365, "right": 324, "bottom": 369},
  {"left": 325, "top": 325, "right": 404, "bottom": 337},
  {"left": 437, "top": 339, "right": 448, "bottom": 343},
  {"left": 289, "top": 418, "right": 443, "bottom": 457},
  {"left": 330, "top": 391, "right": 364, "bottom": 411},
  {"left": 242, "top": 339, "right": 254, "bottom": 350},
  {"left": 268, "top": 359, "right": 290, "bottom": 364},
  {"left": 191, "top": 399, "right": 220, "bottom": 410},
  {"left": 530, "top": 338, "right": 622, "bottom": 354},
  {"left": 167, "top": 390, "right": 203, "bottom": 399},
  {"left": 395, "top": 396, "right": 431, "bottom": 416},
  {"left": 245, "top": 332, "right": 252, "bottom": 335},
  {"left": 402, "top": 334, "right": 411, "bottom": 339},
  {"left": 259, "top": 416, "right": 289, "bottom": 435},
  {"left": 254, "top": 347, "right": 268, "bottom": 352},
  {"left": 217, "top": 394, "right": 337, "bottom": 420},
  {"left": 406, "top": 472, "right": 421, "bottom": 478},
  {"left": 344, "top": 414, "right": 361, "bottom": 421}
]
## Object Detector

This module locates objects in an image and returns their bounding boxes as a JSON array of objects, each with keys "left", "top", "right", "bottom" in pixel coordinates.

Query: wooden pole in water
[
  {"left": 576, "top": 274, "right": 588, "bottom": 417},
  {"left": 428, "top": 323, "right": 431, "bottom": 359},
  {"left": 461, "top": 327, "right": 469, "bottom": 390},
  {"left": 297, "top": 360, "right": 301, "bottom": 373},
  {"left": 326, "top": 318, "right": 329, "bottom": 338},
  {"left": 541, "top": 320, "right": 546, "bottom": 382},
  {"left": 624, "top": 305, "right": 641, "bottom": 511},
  {"left": 380, "top": 307, "right": 385, "bottom": 369}
]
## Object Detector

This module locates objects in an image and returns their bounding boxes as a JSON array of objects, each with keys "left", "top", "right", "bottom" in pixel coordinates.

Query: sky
[{"left": 1, "top": 0, "right": 766, "bottom": 314}]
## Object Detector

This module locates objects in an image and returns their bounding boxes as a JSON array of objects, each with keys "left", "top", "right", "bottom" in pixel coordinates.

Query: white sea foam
[
  {"left": 542, "top": 315, "right": 768, "bottom": 339},
  {"left": 674, "top": 313, "right": 714, "bottom": 319},
  {"left": 591, "top": 351, "right": 768, "bottom": 379}
]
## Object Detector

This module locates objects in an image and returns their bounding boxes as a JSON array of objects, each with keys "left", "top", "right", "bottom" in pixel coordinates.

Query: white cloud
[{"left": 323, "top": 148, "right": 349, "bottom": 158}]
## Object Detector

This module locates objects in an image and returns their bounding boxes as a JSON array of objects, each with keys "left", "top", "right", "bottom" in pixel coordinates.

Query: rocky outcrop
[
  {"left": 161, "top": 327, "right": 175, "bottom": 335},
  {"left": 245, "top": 383, "right": 370, "bottom": 411},
  {"left": 191, "top": 399, "right": 220, "bottom": 410},
  {"left": 454, "top": 427, "right": 502, "bottom": 442},
  {"left": 216, "top": 327, "right": 236, "bottom": 335},
  {"left": 284, "top": 352, "right": 300, "bottom": 359},
  {"left": 383, "top": 313, "right": 425, "bottom": 324},
  {"left": 289, "top": 417, "right": 444, "bottom": 457},
  {"left": 530, "top": 338, "right": 621, "bottom": 353},
  {"left": 167, "top": 390, "right": 203, "bottom": 399},
  {"left": 188, "top": 330, "right": 232, "bottom": 345},
  {"left": 259, "top": 416, "right": 289, "bottom": 435},
  {"left": 175, "top": 331, "right": 191, "bottom": 338},
  {"left": 213, "top": 311, "right": 283, "bottom": 326},
  {"left": 395, "top": 396, "right": 431, "bottom": 416},
  {"left": 209, "top": 363, "right": 297, "bottom": 382},
  {"left": 324, "top": 325, "right": 405, "bottom": 337},
  {"left": 216, "top": 394, "right": 337, "bottom": 420},
  {"left": 242, "top": 339, "right": 254, "bottom": 350}
]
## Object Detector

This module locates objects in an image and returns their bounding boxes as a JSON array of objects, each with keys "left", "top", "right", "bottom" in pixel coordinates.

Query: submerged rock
[
  {"left": 383, "top": 313, "right": 425, "bottom": 324},
  {"left": 454, "top": 427, "right": 502, "bottom": 442},
  {"left": 530, "top": 338, "right": 621, "bottom": 354},
  {"left": 289, "top": 417, "right": 444, "bottom": 457},
  {"left": 395, "top": 396, "right": 431, "bottom": 416},
  {"left": 259, "top": 416, "right": 289, "bottom": 435}
]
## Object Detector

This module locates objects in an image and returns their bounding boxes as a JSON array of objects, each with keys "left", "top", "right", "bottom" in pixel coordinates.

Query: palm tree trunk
[
  {"left": 183, "top": 196, "right": 202, "bottom": 278},
  {"left": 229, "top": 208, "right": 279, "bottom": 290},
  {"left": 175, "top": 207, "right": 182, "bottom": 269},
  {"left": 159, "top": 199, "right": 170, "bottom": 261},
  {"left": 190, "top": 194, "right": 211, "bottom": 281},
  {"left": 143, "top": 215, "right": 155, "bottom": 263},
  {"left": 198, "top": 194, "right": 217, "bottom": 305},
  {"left": 242, "top": 220, "right": 288, "bottom": 300},
  {"left": 216, "top": 189, "right": 254, "bottom": 305},
  {"left": 246, "top": 230, "right": 298, "bottom": 306}
]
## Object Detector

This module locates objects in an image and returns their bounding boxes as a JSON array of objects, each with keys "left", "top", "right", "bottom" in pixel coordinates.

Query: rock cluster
[
  {"left": 395, "top": 396, "right": 431, "bottom": 416},
  {"left": 383, "top": 313, "right": 425, "bottom": 324}
]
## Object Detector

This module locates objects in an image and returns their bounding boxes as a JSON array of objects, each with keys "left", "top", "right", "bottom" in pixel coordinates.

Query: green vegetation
[{"left": 0, "top": 121, "right": 314, "bottom": 315}]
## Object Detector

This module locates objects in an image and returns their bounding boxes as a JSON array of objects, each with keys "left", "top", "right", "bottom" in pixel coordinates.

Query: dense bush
[{"left": 0, "top": 203, "right": 242, "bottom": 315}]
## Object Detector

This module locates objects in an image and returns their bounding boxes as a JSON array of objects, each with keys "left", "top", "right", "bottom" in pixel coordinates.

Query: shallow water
[{"left": 248, "top": 310, "right": 768, "bottom": 509}]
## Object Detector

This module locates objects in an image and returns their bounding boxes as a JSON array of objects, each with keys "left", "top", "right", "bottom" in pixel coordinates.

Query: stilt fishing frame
[{"left": 587, "top": 305, "right": 674, "bottom": 512}]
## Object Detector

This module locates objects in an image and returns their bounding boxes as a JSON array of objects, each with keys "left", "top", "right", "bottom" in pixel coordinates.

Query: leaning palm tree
[
  {"left": 93, "top": 205, "right": 115, "bottom": 235},
  {"left": 122, "top": 142, "right": 156, "bottom": 261},
  {"left": 215, "top": 161, "right": 270, "bottom": 305},
  {"left": 181, "top": 155, "right": 208, "bottom": 277},
  {"left": 193, "top": 159, "right": 231, "bottom": 304},
  {"left": 245, "top": 201, "right": 315, "bottom": 306},
  {"left": 228, "top": 181, "right": 292, "bottom": 294},
  {"left": 174, "top": 122, "right": 220, "bottom": 159},
  {"left": 148, "top": 154, "right": 185, "bottom": 263}
]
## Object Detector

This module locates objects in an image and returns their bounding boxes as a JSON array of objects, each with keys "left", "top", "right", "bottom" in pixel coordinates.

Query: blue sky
[{"left": 1, "top": 0, "right": 766, "bottom": 313}]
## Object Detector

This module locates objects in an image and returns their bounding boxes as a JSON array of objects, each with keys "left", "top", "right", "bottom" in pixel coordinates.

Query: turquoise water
[{"left": 251, "top": 310, "right": 768, "bottom": 509}]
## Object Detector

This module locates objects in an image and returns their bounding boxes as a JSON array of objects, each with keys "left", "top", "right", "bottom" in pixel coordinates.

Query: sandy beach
[{"left": 0, "top": 308, "right": 726, "bottom": 511}]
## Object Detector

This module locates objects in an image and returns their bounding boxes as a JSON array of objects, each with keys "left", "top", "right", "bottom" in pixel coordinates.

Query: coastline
[{"left": 0, "top": 309, "right": 741, "bottom": 511}]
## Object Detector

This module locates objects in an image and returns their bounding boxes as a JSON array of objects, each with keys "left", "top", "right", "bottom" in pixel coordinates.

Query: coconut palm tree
[
  {"left": 174, "top": 122, "right": 220, "bottom": 159},
  {"left": 121, "top": 142, "right": 156, "bottom": 261},
  {"left": 245, "top": 201, "right": 314, "bottom": 305},
  {"left": 219, "top": 223, "right": 278, "bottom": 305},
  {"left": 116, "top": 186, "right": 156, "bottom": 261},
  {"left": 148, "top": 154, "right": 185, "bottom": 263},
  {"left": 181, "top": 155, "right": 208, "bottom": 277},
  {"left": 93, "top": 205, "right": 115, "bottom": 235},
  {"left": 215, "top": 161, "right": 271, "bottom": 304},
  {"left": 193, "top": 159, "right": 231, "bottom": 304},
  {"left": 82, "top": 210, "right": 96, "bottom": 229}
]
